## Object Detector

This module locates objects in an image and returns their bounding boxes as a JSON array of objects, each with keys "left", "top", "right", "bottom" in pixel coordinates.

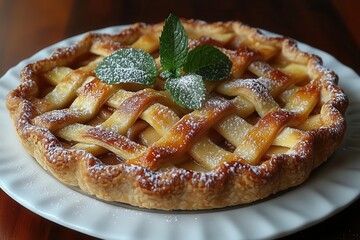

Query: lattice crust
[{"left": 6, "top": 20, "right": 348, "bottom": 210}]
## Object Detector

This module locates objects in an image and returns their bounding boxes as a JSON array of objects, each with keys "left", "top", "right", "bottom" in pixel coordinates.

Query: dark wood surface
[{"left": 1, "top": 0, "right": 359, "bottom": 239}]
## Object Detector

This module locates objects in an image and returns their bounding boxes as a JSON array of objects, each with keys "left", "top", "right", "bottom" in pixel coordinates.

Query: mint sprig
[{"left": 94, "top": 14, "right": 232, "bottom": 109}]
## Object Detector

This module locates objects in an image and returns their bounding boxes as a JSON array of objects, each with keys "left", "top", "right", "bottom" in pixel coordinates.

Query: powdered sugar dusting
[{"left": 231, "top": 78, "right": 276, "bottom": 107}]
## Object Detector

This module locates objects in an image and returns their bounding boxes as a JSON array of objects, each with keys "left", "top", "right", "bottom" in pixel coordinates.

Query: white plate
[{"left": 0, "top": 26, "right": 359, "bottom": 240}]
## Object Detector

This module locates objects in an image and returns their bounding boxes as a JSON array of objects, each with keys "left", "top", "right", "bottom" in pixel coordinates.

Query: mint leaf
[
  {"left": 95, "top": 48, "right": 158, "bottom": 85},
  {"left": 165, "top": 74, "right": 205, "bottom": 110},
  {"left": 159, "top": 70, "right": 174, "bottom": 79},
  {"left": 183, "top": 45, "right": 232, "bottom": 81},
  {"left": 159, "top": 14, "right": 188, "bottom": 76}
]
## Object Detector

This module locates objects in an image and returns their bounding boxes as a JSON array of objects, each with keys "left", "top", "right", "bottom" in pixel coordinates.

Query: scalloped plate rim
[{"left": 0, "top": 25, "right": 360, "bottom": 240}]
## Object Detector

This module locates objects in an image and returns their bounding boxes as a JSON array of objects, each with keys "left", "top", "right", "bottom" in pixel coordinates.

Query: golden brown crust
[{"left": 6, "top": 19, "right": 348, "bottom": 210}]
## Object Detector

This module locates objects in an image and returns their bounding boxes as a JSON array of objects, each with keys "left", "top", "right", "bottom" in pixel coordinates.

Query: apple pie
[{"left": 6, "top": 19, "right": 348, "bottom": 210}]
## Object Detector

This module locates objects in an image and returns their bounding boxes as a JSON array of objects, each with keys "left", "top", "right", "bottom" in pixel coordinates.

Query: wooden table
[{"left": 1, "top": 0, "right": 359, "bottom": 239}]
